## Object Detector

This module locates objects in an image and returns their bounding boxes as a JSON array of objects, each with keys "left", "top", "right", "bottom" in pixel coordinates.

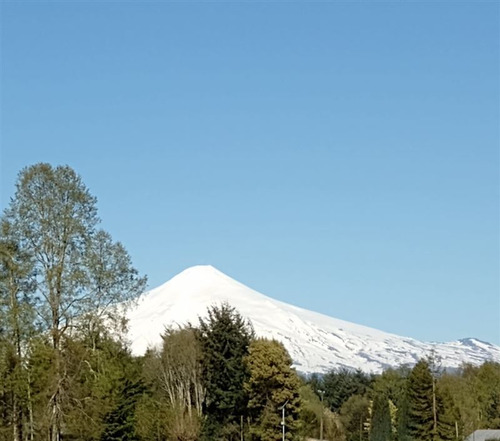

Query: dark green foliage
[
  {"left": 370, "top": 368, "right": 410, "bottom": 441},
  {"left": 406, "top": 359, "right": 435, "bottom": 441},
  {"left": 321, "top": 367, "right": 373, "bottom": 412},
  {"left": 370, "top": 393, "right": 392, "bottom": 441},
  {"left": 372, "top": 368, "right": 409, "bottom": 409},
  {"left": 396, "top": 388, "right": 411, "bottom": 441},
  {"left": 100, "top": 377, "right": 143, "bottom": 441},
  {"left": 435, "top": 386, "right": 460, "bottom": 441},
  {"left": 196, "top": 302, "right": 254, "bottom": 439}
]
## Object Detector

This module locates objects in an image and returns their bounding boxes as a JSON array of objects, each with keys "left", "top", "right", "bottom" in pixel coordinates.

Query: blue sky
[{"left": 1, "top": 1, "right": 499, "bottom": 345}]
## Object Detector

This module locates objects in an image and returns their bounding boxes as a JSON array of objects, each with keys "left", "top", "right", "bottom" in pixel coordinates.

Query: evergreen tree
[
  {"left": 436, "top": 386, "right": 459, "bottom": 441},
  {"left": 322, "top": 368, "right": 373, "bottom": 412},
  {"left": 476, "top": 362, "right": 500, "bottom": 429},
  {"left": 370, "top": 392, "right": 392, "bottom": 441},
  {"left": 100, "top": 376, "right": 143, "bottom": 441},
  {"left": 406, "top": 360, "right": 435, "bottom": 441},
  {"left": 396, "top": 388, "right": 411, "bottom": 441},
  {"left": 196, "top": 303, "right": 254, "bottom": 440},
  {"left": 244, "top": 338, "right": 301, "bottom": 441}
]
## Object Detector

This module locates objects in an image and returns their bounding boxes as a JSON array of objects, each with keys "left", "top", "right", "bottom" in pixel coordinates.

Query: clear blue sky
[{"left": 1, "top": 1, "right": 499, "bottom": 345}]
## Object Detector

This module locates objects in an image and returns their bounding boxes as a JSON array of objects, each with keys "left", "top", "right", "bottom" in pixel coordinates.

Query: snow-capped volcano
[{"left": 126, "top": 265, "right": 500, "bottom": 374}]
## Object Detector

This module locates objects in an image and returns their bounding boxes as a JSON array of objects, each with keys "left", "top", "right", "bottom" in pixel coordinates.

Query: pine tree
[
  {"left": 322, "top": 368, "right": 373, "bottom": 412},
  {"left": 370, "top": 393, "right": 392, "bottom": 441},
  {"left": 436, "top": 386, "right": 459, "bottom": 441},
  {"left": 100, "top": 376, "right": 143, "bottom": 441},
  {"left": 396, "top": 389, "right": 411, "bottom": 441},
  {"left": 406, "top": 360, "right": 435, "bottom": 441},
  {"left": 196, "top": 303, "right": 254, "bottom": 440}
]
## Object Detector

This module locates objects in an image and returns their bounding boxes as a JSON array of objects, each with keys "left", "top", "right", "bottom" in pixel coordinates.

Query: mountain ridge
[{"left": 126, "top": 265, "right": 500, "bottom": 374}]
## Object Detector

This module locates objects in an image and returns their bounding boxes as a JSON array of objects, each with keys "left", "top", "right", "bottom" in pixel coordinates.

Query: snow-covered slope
[{"left": 126, "top": 265, "right": 500, "bottom": 374}]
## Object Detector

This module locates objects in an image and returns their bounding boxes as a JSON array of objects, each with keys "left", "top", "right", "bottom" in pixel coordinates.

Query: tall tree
[
  {"left": 369, "top": 392, "right": 392, "bottom": 441},
  {"left": 196, "top": 303, "right": 254, "bottom": 440},
  {"left": 475, "top": 362, "right": 500, "bottom": 429},
  {"left": 2, "top": 163, "right": 146, "bottom": 441},
  {"left": 371, "top": 367, "right": 409, "bottom": 441},
  {"left": 435, "top": 386, "right": 460, "bottom": 441},
  {"left": 157, "top": 327, "right": 204, "bottom": 417},
  {"left": 140, "top": 327, "right": 204, "bottom": 441},
  {"left": 406, "top": 359, "right": 435, "bottom": 441},
  {"left": 244, "top": 338, "right": 301, "bottom": 441}
]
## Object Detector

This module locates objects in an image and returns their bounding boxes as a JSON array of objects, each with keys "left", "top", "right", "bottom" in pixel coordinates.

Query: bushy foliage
[
  {"left": 196, "top": 302, "right": 254, "bottom": 440},
  {"left": 321, "top": 368, "right": 374, "bottom": 412},
  {"left": 244, "top": 339, "right": 301, "bottom": 441}
]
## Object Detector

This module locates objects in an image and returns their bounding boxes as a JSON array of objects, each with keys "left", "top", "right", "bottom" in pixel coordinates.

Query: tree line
[
  {"left": 305, "top": 358, "right": 500, "bottom": 441},
  {"left": 1, "top": 163, "right": 499, "bottom": 441}
]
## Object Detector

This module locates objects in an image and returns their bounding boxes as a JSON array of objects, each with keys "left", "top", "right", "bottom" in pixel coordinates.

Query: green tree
[
  {"left": 134, "top": 391, "right": 169, "bottom": 441},
  {"left": 406, "top": 359, "right": 435, "bottom": 441},
  {"left": 322, "top": 368, "right": 373, "bottom": 413},
  {"left": 297, "top": 385, "right": 323, "bottom": 440},
  {"left": 369, "top": 392, "right": 392, "bottom": 441},
  {"left": 244, "top": 338, "right": 301, "bottom": 441},
  {"left": 371, "top": 367, "right": 410, "bottom": 441},
  {"left": 2, "top": 163, "right": 146, "bottom": 441},
  {"left": 140, "top": 327, "right": 204, "bottom": 441},
  {"left": 100, "top": 376, "right": 143, "bottom": 441},
  {"left": 396, "top": 388, "right": 411, "bottom": 441},
  {"left": 0, "top": 234, "right": 36, "bottom": 441},
  {"left": 196, "top": 303, "right": 254, "bottom": 440},
  {"left": 435, "top": 385, "right": 460, "bottom": 441},
  {"left": 475, "top": 362, "right": 500, "bottom": 429},
  {"left": 339, "top": 394, "right": 371, "bottom": 441}
]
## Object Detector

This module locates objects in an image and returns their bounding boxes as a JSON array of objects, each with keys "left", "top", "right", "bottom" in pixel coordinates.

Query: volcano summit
[{"left": 126, "top": 265, "right": 500, "bottom": 374}]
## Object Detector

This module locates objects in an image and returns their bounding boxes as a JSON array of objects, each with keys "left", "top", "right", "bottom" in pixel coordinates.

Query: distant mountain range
[{"left": 126, "top": 265, "right": 500, "bottom": 374}]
